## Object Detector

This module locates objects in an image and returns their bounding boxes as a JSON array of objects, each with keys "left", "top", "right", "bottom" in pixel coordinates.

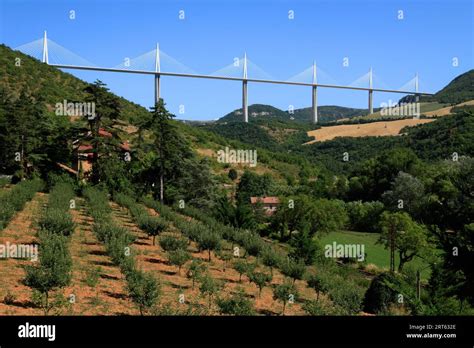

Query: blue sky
[{"left": 1, "top": 0, "right": 473, "bottom": 120}]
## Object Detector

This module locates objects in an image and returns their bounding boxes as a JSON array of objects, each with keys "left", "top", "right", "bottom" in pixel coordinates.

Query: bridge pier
[
  {"left": 368, "top": 67, "right": 373, "bottom": 115},
  {"left": 312, "top": 85, "right": 318, "bottom": 124},
  {"left": 243, "top": 80, "right": 248, "bottom": 123},
  {"left": 368, "top": 89, "right": 373, "bottom": 115},
  {"left": 154, "top": 74, "right": 160, "bottom": 105}
]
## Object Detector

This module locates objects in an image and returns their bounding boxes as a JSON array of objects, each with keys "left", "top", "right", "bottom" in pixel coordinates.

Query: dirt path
[
  {"left": 0, "top": 192, "right": 45, "bottom": 315},
  {"left": 64, "top": 198, "right": 136, "bottom": 315}
]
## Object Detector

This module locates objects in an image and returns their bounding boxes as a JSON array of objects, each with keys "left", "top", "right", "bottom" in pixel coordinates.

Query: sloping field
[
  {"left": 423, "top": 100, "right": 474, "bottom": 117},
  {"left": 305, "top": 118, "right": 434, "bottom": 143}
]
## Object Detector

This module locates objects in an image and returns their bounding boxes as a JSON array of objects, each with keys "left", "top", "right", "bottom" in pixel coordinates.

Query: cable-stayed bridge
[{"left": 15, "top": 32, "right": 433, "bottom": 123}]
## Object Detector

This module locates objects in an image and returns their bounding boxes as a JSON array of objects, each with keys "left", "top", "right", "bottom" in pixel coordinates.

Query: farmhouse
[{"left": 250, "top": 196, "right": 280, "bottom": 215}]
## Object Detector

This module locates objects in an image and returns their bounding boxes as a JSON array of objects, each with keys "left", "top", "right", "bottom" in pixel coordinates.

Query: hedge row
[
  {"left": 84, "top": 188, "right": 160, "bottom": 315},
  {"left": 0, "top": 179, "right": 43, "bottom": 230},
  {"left": 113, "top": 193, "right": 168, "bottom": 245},
  {"left": 38, "top": 183, "right": 76, "bottom": 236}
]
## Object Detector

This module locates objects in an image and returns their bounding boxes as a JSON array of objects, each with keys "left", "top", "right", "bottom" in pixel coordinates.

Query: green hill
[
  {"left": 0, "top": 44, "right": 148, "bottom": 122},
  {"left": 218, "top": 103, "right": 374, "bottom": 123},
  {"left": 399, "top": 69, "right": 474, "bottom": 105}
]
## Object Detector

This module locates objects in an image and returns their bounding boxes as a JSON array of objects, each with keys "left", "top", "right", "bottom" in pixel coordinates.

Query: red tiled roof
[
  {"left": 250, "top": 196, "right": 280, "bottom": 204},
  {"left": 119, "top": 142, "right": 131, "bottom": 151},
  {"left": 98, "top": 129, "right": 113, "bottom": 137},
  {"left": 78, "top": 145, "right": 93, "bottom": 152}
]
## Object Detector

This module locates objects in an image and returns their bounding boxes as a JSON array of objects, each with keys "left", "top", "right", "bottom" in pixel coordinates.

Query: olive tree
[
  {"left": 199, "top": 274, "right": 221, "bottom": 310},
  {"left": 186, "top": 259, "right": 207, "bottom": 289},
  {"left": 249, "top": 271, "right": 273, "bottom": 297},
  {"left": 216, "top": 288, "right": 255, "bottom": 315},
  {"left": 24, "top": 231, "right": 72, "bottom": 315},
  {"left": 197, "top": 230, "right": 221, "bottom": 262},
  {"left": 168, "top": 249, "right": 192, "bottom": 275},
  {"left": 273, "top": 281, "right": 297, "bottom": 315},
  {"left": 126, "top": 270, "right": 161, "bottom": 315}
]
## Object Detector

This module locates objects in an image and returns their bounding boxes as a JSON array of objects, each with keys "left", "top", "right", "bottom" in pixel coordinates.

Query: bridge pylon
[
  {"left": 242, "top": 53, "right": 248, "bottom": 123},
  {"left": 42, "top": 30, "right": 49, "bottom": 64},
  {"left": 312, "top": 61, "right": 318, "bottom": 124},
  {"left": 368, "top": 67, "right": 373, "bottom": 115},
  {"left": 154, "top": 43, "right": 161, "bottom": 105}
]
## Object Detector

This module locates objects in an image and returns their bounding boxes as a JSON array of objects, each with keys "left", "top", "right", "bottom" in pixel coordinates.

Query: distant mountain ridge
[{"left": 217, "top": 104, "right": 373, "bottom": 123}]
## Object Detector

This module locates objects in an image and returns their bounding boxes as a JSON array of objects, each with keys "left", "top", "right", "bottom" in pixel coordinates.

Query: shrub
[
  {"left": 248, "top": 271, "right": 273, "bottom": 297},
  {"left": 216, "top": 288, "right": 255, "bottom": 315},
  {"left": 303, "top": 300, "right": 343, "bottom": 315},
  {"left": 38, "top": 209, "right": 75, "bottom": 236},
  {"left": 186, "top": 259, "right": 207, "bottom": 289},
  {"left": 126, "top": 270, "right": 160, "bottom": 315},
  {"left": 199, "top": 274, "right": 221, "bottom": 310},
  {"left": 0, "top": 179, "right": 43, "bottom": 230},
  {"left": 84, "top": 267, "right": 101, "bottom": 287},
  {"left": 138, "top": 216, "right": 168, "bottom": 245},
  {"left": 280, "top": 258, "right": 306, "bottom": 284},
  {"left": 329, "top": 281, "right": 364, "bottom": 315},
  {"left": 159, "top": 235, "right": 188, "bottom": 252},
  {"left": 234, "top": 260, "right": 252, "bottom": 283},
  {"left": 362, "top": 272, "right": 401, "bottom": 314},
  {"left": 168, "top": 249, "right": 192, "bottom": 274},
  {"left": 242, "top": 232, "right": 264, "bottom": 258},
  {"left": 261, "top": 247, "right": 281, "bottom": 276},
  {"left": 273, "top": 281, "right": 298, "bottom": 315},
  {"left": 24, "top": 231, "right": 72, "bottom": 314},
  {"left": 306, "top": 274, "right": 330, "bottom": 301},
  {"left": 197, "top": 230, "right": 221, "bottom": 261}
]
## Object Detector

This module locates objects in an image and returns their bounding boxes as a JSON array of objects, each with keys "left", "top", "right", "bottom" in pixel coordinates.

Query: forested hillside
[{"left": 218, "top": 103, "right": 375, "bottom": 123}]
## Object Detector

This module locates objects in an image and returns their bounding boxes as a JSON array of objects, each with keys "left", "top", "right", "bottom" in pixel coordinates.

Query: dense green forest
[{"left": 1, "top": 43, "right": 473, "bottom": 316}]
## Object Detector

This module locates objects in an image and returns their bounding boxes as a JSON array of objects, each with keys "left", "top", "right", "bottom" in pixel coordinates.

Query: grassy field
[
  {"left": 305, "top": 118, "right": 434, "bottom": 143},
  {"left": 320, "top": 230, "right": 431, "bottom": 279}
]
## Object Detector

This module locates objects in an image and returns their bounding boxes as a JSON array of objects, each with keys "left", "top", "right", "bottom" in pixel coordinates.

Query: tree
[
  {"left": 378, "top": 211, "right": 429, "bottom": 272},
  {"left": 24, "top": 231, "right": 72, "bottom": 314},
  {"left": 269, "top": 196, "right": 348, "bottom": 241},
  {"left": 346, "top": 200, "right": 385, "bottom": 232},
  {"left": 159, "top": 235, "right": 188, "bottom": 252},
  {"left": 83, "top": 80, "right": 122, "bottom": 184},
  {"left": 382, "top": 171, "right": 425, "bottom": 218},
  {"left": 289, "top": 230, "right": 321, "bottom": 265},
  {"left": 242, "top": 232, "right": 264, "bottom": 258},
  {"left": 140, "top": 216, "right": 168, "bottom": 245},
  {"left": 168, "top": 249, "right": 192, "bottom": 275},
  {"left": 199, "top": 274, "right": 221, "bottom": 310},
  {"left": 186, "top": 259, "right": 207, "bottom": 289},
  {"left": 236, "top": 171, "right": 275, "bottom": 204},
  {"left": 307, "top": 274, "right": 330, "bottom": 301},
  {"left": 273, "top": 281, "right": 297, "bottom": 315},
  {"left": 362, "top": 272, "right": 400, "bottom": 314},
  {"left": 261, "top": 247, "right": 280, "bottom": 276},
  {"left": 126, "top": 270, "right": 160, "bottom": 315},
  {"left": 329, "top": 279, "right": 364, "bottom": 315},
  {"left": 281, "top": 258, "right": 306, "bottom": 284},
  {"left": 249, "top": 271, "right": 273, "bottom": 297},
  {"left": 197, "top": 230, "right": 221, "bottom": 261},
  {"left": 233, "top": 260, "right": 254, "bottom": 283},
  {"left": 216, "top": 288, "right": 255, "bottom": 315}
]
